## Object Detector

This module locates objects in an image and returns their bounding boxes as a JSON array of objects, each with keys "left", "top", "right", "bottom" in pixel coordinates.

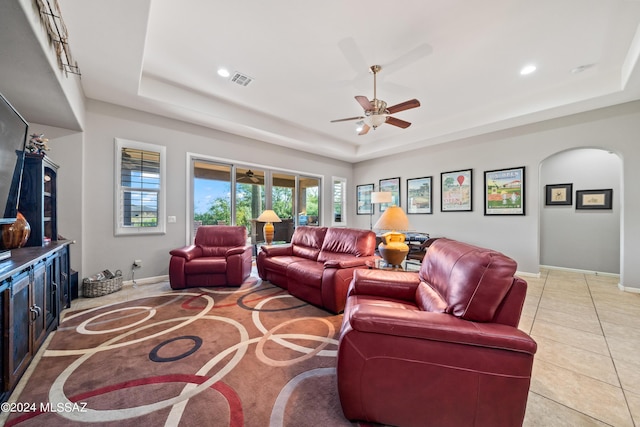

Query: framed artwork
[
  {"left": 407, "top": 176, "right": 432, "bottom": 214},
  {"left": 441, "top": 169, "right": 472, "bottom": 212},
  {"left": 576, "top": 189, "right": 613, "bottom": 210},
  {"left": 356, "top": 183, "right": 374, "bottom": 215},
  {"left": 379, "top": 177, "right": 400, "bottom": 212},
  {"left": 545, "top": 183, "right": 573, "bottom": 206},
  {"left": 484, "top": 166, "right": 525, "bottom": 215}
]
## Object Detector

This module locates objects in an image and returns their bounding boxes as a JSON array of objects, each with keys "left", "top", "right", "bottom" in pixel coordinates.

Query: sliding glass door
[
  {"left": 235, "top": 167, "right": 265, "bottom": 245},
  {"left": 190, "top": 156, "right": 322, "bottom": 244}
]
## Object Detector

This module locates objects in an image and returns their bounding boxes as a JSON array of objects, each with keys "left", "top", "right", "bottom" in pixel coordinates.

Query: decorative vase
[{"left": 1, "top": 212, "right": 31, "bottom": 249}]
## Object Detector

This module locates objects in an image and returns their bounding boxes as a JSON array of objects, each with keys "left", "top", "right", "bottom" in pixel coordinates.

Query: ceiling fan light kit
[{"left": 331, "top": 65, "right": 420, "bottom": 135}]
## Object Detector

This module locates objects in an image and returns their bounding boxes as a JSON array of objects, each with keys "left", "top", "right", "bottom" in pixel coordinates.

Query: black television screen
[{"left": 0, "top": 92, "right": 28, "bottom": 225}]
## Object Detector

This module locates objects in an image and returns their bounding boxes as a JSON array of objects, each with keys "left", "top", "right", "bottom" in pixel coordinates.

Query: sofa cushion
[
  {"left": 318, "top": 228, "right": 375, "bottom": 262},
  {"left": 419, "top": 238, "right": 517, "bottom": 322},
  {"left": 195, "top": 225, "right": 247, "bottom": 257},
  {"left": 184, "top": 257, "right": 227, "bottom": 274},
  {"left": 291, "top": 226, "right": 327, "bottom": 260},
  {"left": 287, "top": 259, "right": 325, "bottom": 289},
  {"left": 261, "top": 255, "right": 304, "bottom": 275}
]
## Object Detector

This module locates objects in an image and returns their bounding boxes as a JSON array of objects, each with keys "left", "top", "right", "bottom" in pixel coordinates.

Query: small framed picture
[
  {"left": 356, "top": 183, "right": 374, "bottom": 215},
  {"left": 379, "top": 177, "right": 401, "bottom": 212},
  {"left": 484, "top": 166, "right": 525, "bottom": 215},
  {"left": 576, "top": 189, "right": 613, "bottom": 210},
  {"left": 407, "top": 176, "right": 432, "bottom": 214},
  {"left": 545, "top": 183, "right": 573, "bottom": 206},
  {"left": 441, "top": 169, "right": 472, "bottom": 212}
]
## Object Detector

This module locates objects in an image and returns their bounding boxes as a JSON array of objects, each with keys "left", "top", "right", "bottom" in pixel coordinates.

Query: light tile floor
[
  {"left": 521, "top": 269, "right": 640, "bottom": 427},
  {"left": 52, "top": 269, "right": 640, "bottom": 426}
]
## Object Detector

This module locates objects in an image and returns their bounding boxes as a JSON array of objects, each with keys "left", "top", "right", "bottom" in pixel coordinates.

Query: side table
[{"left": 366, "top": 258, "right": 421, "bottom": 272}]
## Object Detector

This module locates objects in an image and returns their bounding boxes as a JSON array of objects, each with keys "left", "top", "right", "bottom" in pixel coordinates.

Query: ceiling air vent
[{"left": 230, "top": 72, "right": 253, "bottom": 87}]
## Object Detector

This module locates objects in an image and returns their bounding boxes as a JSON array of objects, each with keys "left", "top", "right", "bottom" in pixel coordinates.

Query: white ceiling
[{"left": 52, "top": 0, "right": 640, "bottom": 162}]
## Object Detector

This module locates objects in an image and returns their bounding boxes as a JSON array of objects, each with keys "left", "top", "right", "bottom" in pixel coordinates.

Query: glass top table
[{"left": 365, "top": 258, "right": 421, "bottom": 272}]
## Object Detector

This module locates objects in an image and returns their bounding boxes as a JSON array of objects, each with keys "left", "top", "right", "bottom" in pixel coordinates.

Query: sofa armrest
[
  {"left": 226, "top": 245, "right": 252, "bottom": 257},
  {"left": 169, "top": 245, "right": 202, "bottom": 261},
  {"left": 260, "top": 244, "right": 292, "bottom": 257},
  {"left": 324, "top": 255, "right": 378, "bottom": 269},
  {"left": 349, "top": 304, "right": 537, "bottom": 354},
  {"left": 350, "top": 269, "right": 421, "bottom": 302}
]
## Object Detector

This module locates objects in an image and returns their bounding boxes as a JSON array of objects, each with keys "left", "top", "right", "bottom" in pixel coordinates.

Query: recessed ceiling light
[
  {"left": 217, "top": 68, "right": 230, "bottom": 78},
  {"left": 520, "top": 64, "right": 537, "bottom": 76}
]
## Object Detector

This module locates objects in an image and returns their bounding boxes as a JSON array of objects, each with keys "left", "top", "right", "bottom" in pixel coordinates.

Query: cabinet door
[
  {"left": 6, "top": 271, "right": 32, "bottom": 388},
  {"left": 32, "top": 263, "right": 48, "bottom": 350},
  {"left": 58, "top": 246, "right": 70, "bottom": 310},
  {"left": 44, "top": 257, "right": 59, "bottom": 332},
  {"left": 0, "top": 285, "right": 7, "bottom": 394}
]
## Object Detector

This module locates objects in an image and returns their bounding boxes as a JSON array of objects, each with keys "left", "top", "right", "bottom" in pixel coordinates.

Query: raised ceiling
[{"left": 49, "top": 1, "right": 640, "bottom": 161}]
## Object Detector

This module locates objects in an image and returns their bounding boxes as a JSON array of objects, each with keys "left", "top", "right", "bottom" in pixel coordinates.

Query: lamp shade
[
  {"left": 373, "top": 205, "right": 410, "bottom": 231},
  {"left": 257, "top": 209, "right": 282, "bottom": 223},
  {"left": 371, "top": 191, "right": 392, "bottom": 204}
]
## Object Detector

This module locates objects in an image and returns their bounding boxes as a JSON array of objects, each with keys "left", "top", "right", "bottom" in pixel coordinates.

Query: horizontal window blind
[{"left": 120, "top": 148, "right": 160, "bottom": 227}]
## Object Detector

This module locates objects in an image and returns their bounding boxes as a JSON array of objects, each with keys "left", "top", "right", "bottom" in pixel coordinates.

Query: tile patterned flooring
[
  {"left": 45, "top": 269, "right": 640, "bottom": 425},
  {"left": 520, "top": 269, "right": 640, "bottom": 427}
]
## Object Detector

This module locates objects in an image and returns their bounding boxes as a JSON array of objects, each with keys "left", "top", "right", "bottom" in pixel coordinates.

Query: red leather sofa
[
  {"left": 169, "top": 225, "right": 252, "bottom": 289},
  {"left": 337, "top": 238, "right": 537, "bottom": 427},
  {"left": 257, "top": 226, "right": 377, "bottom": 313}
]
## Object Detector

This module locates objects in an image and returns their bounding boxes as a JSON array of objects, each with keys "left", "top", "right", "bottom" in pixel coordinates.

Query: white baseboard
[
  {"left": 516, "top": 270, "right": 541, "bottom": 279},
  {"left": 123, "top": 275, "right": 168, "bottom": 287},
  {"left": 539, "top": 264, "right": 620, "bottom": 278},
  {"left": 618, "top": 283, "right": 640, "bottom": 293}
]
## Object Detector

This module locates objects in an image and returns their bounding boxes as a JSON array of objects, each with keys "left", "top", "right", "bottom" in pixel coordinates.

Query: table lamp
[
  {"left": 257, "top": 209, "right": 281, "bottom": 245},
  {"left": 370, "top": 191, "right": 392, "bottom": 229},
  {"left": 373, "top": 205, "right": 411, "bottom": 266}
]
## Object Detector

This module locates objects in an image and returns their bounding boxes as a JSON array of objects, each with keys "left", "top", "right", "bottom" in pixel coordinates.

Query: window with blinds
[{"left": 114, "top": 138, "right": 166, "bottom": 235}]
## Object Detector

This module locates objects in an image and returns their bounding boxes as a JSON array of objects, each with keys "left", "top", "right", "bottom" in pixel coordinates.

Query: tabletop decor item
[
  {"left": 26, "top": 133, "right": 50, "bottom": 154},
  {"left": 1, "top": 212, "right": 31, "bottom": 249}
]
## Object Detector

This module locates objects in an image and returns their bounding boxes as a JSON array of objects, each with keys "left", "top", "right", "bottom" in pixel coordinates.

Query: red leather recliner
[
  {"left": 169, "top": 225, "right": 252, "bottom": 289},
  {"left": 337, "top": 238, "right": 537, "bottom": 427}
]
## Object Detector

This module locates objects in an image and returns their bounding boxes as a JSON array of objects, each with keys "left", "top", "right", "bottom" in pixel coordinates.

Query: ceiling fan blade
[
  {"left": 387, "top": 99, "right": 421, "bottom": 114},
  {"left": 358, "top": 124, "right": 371, "bottom": 135},
  {"left": 330, "top": 116, "right": 365, "bottom": 123},
  {"left": 338, "top": 38, "right": 369, "bottom": 76},
  {"left": 355, "top": 96, "right": 373, "bottom": 111},
  {"left": 384, "top": 43, "right": 433, "bottom": 75},
  {"left": 386, "top": 116, "right": 412, "bottom": 129}
]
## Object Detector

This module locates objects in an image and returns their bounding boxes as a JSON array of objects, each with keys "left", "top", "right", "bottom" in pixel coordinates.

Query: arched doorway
[{"left": 539, "top": 148, "right": 621, "bottom": 274}]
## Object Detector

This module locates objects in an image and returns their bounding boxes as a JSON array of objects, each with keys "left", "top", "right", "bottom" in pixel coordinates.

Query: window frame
[
  {"left": 114, "top": 138, "right": 166, "bottom": 236},
  {"left": 331, "top": 176, "right": 347, "bottom": 227}
]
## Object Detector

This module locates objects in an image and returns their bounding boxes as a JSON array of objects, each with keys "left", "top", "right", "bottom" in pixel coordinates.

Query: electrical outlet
[{"left": 133, "top": 259, "right": 142, "bottom": 268}]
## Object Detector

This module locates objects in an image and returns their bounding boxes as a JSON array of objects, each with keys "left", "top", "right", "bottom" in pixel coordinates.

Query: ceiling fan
[
  {"left": 237, "top": 169, "right": 260, "bottom": 183},
  {"left": 330, "top": 65, "right": 420, "bottom": 135}
]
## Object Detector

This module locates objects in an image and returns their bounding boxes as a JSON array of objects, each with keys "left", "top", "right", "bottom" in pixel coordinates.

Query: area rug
[{"left": 4, "top": 278, "right": 364, "bottom": 426}]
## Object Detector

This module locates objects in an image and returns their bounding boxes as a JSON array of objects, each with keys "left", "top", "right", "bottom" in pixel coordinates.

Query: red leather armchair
[
  {"left": 169, "top": 225, "right": 252, "bottom": 289},
  {"left": 337, "top": 238, "right": 537, "bottom": 427}
]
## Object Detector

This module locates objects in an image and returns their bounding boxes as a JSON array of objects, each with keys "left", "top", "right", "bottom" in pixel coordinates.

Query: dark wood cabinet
[
  {"left": 19, "top": 153, "right": 59, "bottom": 247},
  {"left": 0, "top": 242, "right": 71, "bottom": 402}
]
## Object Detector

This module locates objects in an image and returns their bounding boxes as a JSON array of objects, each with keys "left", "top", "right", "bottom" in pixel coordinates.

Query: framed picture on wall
[
  {"left": 484, "top": 166, "right": 525, "bottom": 215},
  {"left": 545, "top": 183, "right": 573, "bottom": 206},
  {"left": 441, "top": 169, "right": 472, "bottom": 212},
  {"left": 356, "top": 183, "right": 374, "bottom": 215},
  {"left": 379, "top": 177, "right": 400, "bottom": 212},
  {"left": 576, "top": 189, "right": 613, "bottom": 210},
  {"left": 406, "top": 176, "right": 432, "bottom": 214}
]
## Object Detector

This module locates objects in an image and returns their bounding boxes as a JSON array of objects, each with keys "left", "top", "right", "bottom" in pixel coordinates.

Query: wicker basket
[{"left": 82, "top": 270, "right": 123, "bottom": 298}]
